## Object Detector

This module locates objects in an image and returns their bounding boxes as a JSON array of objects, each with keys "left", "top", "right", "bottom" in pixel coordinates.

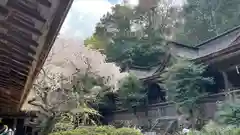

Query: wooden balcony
[{"left": 111, "top": 89, "right": 240, "bottom": 127}]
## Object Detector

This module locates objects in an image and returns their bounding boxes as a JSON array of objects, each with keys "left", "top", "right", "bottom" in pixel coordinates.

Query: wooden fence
[{"left": 111, "top": 89, "right": 240, "bottom": 127}]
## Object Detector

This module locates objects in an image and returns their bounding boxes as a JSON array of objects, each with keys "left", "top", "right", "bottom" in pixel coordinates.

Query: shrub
[
  {"left": 215, "top": 100, "right": 240, "bottom": 126},
  {"left": 162, "top": 60, "right": 213, "bottom": 128},
  {"left": 115, "top": 127, "right": 142, "bottom": 135},
  {"left": 186, "top": 121, "right": 240, "bottom": 135},
  {"left": 49, "top": 126, "right": 143, "bottom": 135},
  {"left": 52, "top": 122, "right": 74, "bottom": 132},
  {"left": 187, "top": 128, "right": 240, "bottom": 135},
  {"left": 117, "top": 74, "right": 146, "bottom": 109}
]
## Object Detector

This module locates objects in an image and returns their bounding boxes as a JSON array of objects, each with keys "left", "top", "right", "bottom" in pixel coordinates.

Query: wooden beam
[
  {"left": 0, "top": 41, "right": 34, "bottom": 61},
  {"left": 0, "top": 78, "right": 24, "bottom": 88},
  {"left": 8, "top": 28, "right": 38, "bottom": 47},
  {"left": 0, "top": 95, "right": 19, "bottom": 104},
  {"left": 0, "top": 111, "right": 37, "bottom": 118},
  {"left": 0, "top": 98, "right": 14, "bottom": 104},
  {"left": 36, "top": 0, "right": 52, "bottom": 7},
  {"left": 0, "top": 104, "right": 17, "bottom": 113},
  {"left": 0, "top": 80, "right": 24, "bottom": 90},
  {"left": 0, "top": 5, "right": 9, "bottom": 15},
  {"left": 0, "top": 53, "right": 31, "bottom": 67},
  {"left": 1, "top": 33, "right": 36, "bottom": 54},
  {"left": 18, "top": 0, "right": 74, "bottom": 110},
  {"left": 0, "top": 55, "right": 31, "bottom": 69},
  {"left": 7, "top": 0, "right": 46, "bottom": 22},
  {"left": 8, "top": 16, "right": 42, "bottom": 36},
  {"left": 0, "top": 84, "right": 22, "bottom": 92},
  {"left": 0, "top": 84, "right": 9, "bottom": 90},
  {"left": 0, "top": 48, "right": 32, "bottom": 65},
  {"left": 0, "top": 87, "right": 22, "bottom": 97},
  {"left": 0, "top": 77, "right": 23, "bottom": 86},
  {"left": 0, "top": 70, "right": 27, "bottom": 80},
  {"left": 0, "top": 61, "right": 29, "bottom": 75},
  {"left": 0, "top": 89, "right": 21, "bottom": 102}
]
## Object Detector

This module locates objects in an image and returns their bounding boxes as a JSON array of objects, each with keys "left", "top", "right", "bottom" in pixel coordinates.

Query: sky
[{"left": 60, "top": 0, "right": 138, "bottom": 40}]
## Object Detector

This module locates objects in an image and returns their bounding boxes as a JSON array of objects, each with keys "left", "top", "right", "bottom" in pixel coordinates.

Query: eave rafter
[
  {"left": 0, "top": 0, "right": 73, "bottom": 113},
  {"left": 0, "top": 0, "right": 46, "bottom": 112}
]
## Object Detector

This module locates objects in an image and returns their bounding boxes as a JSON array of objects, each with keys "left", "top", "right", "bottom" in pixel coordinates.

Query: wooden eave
[
  {"left": 0, "top": 110, "right": 38, "bottom": 118},
  {"left": 0, "top": 0, "right": 73, "bottom": 113},
  {"left": 195, "top": 41, "right": 240, "bottom": 64},
  {"left": 195, "top": 25, "right": 240, "bottom": 47}
]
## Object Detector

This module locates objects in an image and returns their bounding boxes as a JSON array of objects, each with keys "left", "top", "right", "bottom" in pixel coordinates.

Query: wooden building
[
  {"left": 0, "top": 0, "right": 73, "bottom": 134},
  {"left": 109, "top": 25, "right": 240, "bottom": 132}
]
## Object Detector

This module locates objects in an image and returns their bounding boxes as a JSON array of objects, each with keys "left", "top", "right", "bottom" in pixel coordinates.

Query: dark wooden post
[
  {"left": 221, "top": 71, "right": 229, "bottom": 89},
  {"left": 15, "top": 119, "right": 25, "bottom": 135},
  {"left": 221, "top": 71, "right": 233, "bottom": 100}
]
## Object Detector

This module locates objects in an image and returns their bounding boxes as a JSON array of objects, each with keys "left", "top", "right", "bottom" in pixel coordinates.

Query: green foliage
[
  {"left": 117, "top": 74, "right": 146, "bottom": 109},
  {"left": 186, "top": 121, "right": 240, "bottom": 135},
  {"left": 53, "top": 122, "right": 75, "bottom": 132},
  {"left": 175, "top": 0, "right": 240, "bottom": 45},
  {"left": 215, "top": 100, "right": 240, "bottom": 126},
  {"left": 85, "top": 1, "right": 181, "bottom": 68},
  {"left": 84, "top": 34, "right": 109, "bottom": 52},
  {"left": 98, "top": 4, "right": 134, "bottom": 37},
  {"left": 162, "top": 60, "right": 213, "bottom": 109},
  {"left": 105, "top": 38, "right": 166, "bottom": 67},
  {"left": 32, "top": 57, "right": 113, "bottom": 134},
  {"left": 50, "top": 126, "right": 143, "bottom": 135},
  {"left": 115, "top": 127, "right": 142, "bottom": 135}
]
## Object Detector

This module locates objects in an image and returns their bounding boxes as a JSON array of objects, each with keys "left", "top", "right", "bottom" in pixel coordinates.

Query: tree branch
[{"left": 28, "top": 98, "right": 49, "bottom": 113}]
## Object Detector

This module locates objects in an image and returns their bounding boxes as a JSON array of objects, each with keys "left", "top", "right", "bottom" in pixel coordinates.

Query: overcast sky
[{"left": 60, "top": 0, "right": 139, "bottom": 40}]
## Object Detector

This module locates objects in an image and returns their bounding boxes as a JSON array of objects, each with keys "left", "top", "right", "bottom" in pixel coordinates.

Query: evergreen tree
[
  {"left": 162, "top": 60, "right": 214, "bottom": 128},
  {"left": 117, "top": 74, "right": 146, "bottom": 109},
  {"left": 216, "top": 100, "right": 240, "bottom": 127},
  {"left": 85, "top": 1, "right": 181, "bottom": 69},
  {"left": 175, "top": 0, "right": 240, "bottom": 46}
]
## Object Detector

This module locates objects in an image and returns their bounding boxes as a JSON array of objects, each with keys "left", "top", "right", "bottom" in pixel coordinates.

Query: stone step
[{"left": 150, "top": 117, "right": 178, "bottom": 134}]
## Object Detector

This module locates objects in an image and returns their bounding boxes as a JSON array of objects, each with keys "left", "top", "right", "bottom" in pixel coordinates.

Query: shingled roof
[
  {"left": 130, "top": 25, "right": 240, "bottom": 80},
  {"left": 0, "top": 0, "right": 73, "bottom": 113}
]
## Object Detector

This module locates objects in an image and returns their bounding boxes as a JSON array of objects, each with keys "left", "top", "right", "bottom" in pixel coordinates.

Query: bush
[
  {"left": 186, "top": 121, "right": 240, "bottom": 135},
  {"left": 52, "top": 122, "right": 74, "bottom": 132},
  {"left": 187, "top": 128, "right": 240, "bottom": 135},
  {"left": 215, "top": 100, "right": 240, "bottom": 126},
  {"left": 49, "top": 126, "right": 143, "bottom": 135}
]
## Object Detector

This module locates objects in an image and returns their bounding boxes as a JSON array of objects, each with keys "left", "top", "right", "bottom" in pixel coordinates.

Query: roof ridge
[
  {"left": 229, "top": 31, "right": 240, "bottom": 46},
  {"left": 168, "top": 41, "right": 198, "bottom": 49},
  {"left": 195, "top": 25, "right": 240, "bottom": 47}
]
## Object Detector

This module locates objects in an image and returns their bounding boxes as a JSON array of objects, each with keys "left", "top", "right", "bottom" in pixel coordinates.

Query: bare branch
[{"left": 28, "top": 98, "right": 49, "bottom": 113}]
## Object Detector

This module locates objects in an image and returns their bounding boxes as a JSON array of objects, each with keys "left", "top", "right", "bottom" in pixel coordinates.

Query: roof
[
  {"left": 129, "top": 66, "right": 159, "bottom": 79},
  {"left": 130, "top": 25, "right": 240, "bottom": 80},
  {"left": 0, "top": 0, "right": 73, "bottom": 113},
  {"left": 196, "top": 25, "right": 240, "bottom": 47}
]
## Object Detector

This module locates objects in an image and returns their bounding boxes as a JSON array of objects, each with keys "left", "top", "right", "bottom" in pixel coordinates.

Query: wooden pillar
[
  {"left": 13, "top": 118, "right": 17, "bottom": 134},
  {"left": 221, "top": 71, "right": 229, "bottom": 89},
  {"left": 15, "top": 119, "right": 25, "bottom": 135},
  {"left": 221, "top": 71, "right": 234, "bottom": 100}
]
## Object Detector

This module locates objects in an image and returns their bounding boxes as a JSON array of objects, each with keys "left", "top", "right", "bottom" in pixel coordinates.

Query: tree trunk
[{"left": 40, "top": 116, "right": 57, "bottom": 135}]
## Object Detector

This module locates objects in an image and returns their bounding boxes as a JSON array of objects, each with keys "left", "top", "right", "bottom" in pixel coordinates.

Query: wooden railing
[
  {"left": 200, "top": 88, "right": 240, "bottom": 102},
  {"left": 112, "top": 89, "right": 240, "bottom": 126}
]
